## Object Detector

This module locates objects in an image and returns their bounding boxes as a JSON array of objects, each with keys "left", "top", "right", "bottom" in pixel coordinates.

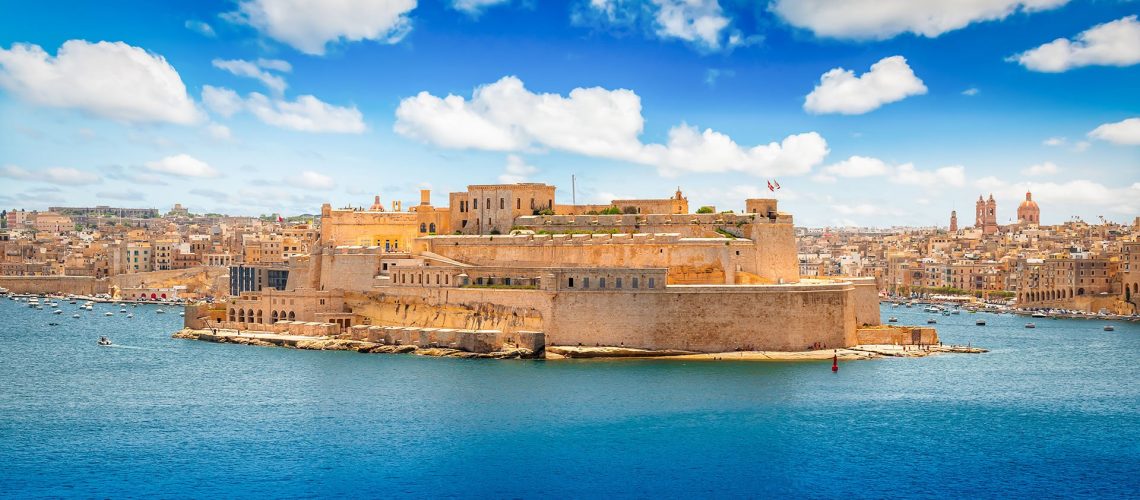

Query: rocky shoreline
[{"left": 175, "top": 328, "right": 986, "bottom": 361}]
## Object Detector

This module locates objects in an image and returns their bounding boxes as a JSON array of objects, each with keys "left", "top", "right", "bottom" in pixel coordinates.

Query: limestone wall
[
  {"left": 110, "top": 267, "right": 227, "bottom": 297},
  {"left": 856, "top": 326, "right": 939, "bottom": 345},
  {"left": 318, "top": 250, "right": 382, "bottom": 292},
  {"left": 848, "top": 277, "right": 881, "bottom": 326},
  {"left": 343, "top": 325, "right": 545, "bottom": 353},
  {"left": 545, "top": 284, "right": 857, "bottom": 352},
  {"left": 0, "top": 276, "right": 106, "bottom": 295},
  {"left": 346, "top": 287, "right": 551, "bottom": 333}
]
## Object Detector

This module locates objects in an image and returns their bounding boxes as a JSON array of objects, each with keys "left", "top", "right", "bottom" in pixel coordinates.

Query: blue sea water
[{"left": 1, "top": 298, "right": 1138, "bottom": 498}]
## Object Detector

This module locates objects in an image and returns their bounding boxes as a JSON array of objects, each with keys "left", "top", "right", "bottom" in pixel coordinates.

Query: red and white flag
[
  {"left": 774, "top": 180, "right": 781, "bottom": 190},
  {"left": 767, "top": 180, "right": 775, "bottom": 192}
]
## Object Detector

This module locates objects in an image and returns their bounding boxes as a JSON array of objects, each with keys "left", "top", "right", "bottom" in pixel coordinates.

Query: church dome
[{"left": 1019, "top": 191, "right": 1039, "bottom": 210}]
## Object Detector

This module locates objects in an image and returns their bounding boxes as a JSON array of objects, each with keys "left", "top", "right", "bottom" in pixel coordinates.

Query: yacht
[
  {"left": 27, "top": 298, "right": 39, "bottom": 308},
  {"left": 976, "top": 319, "right": 986, "bottom": 326},
  {"left": 52, "top": 309, "right": 63, "bottom": 315},
  {"left": 155, "top": 308, "right": 166, "bottom": 314},
  {"left": 1025, "top": 322, "right": 1036, "bottom": 329},
  {"left": 72, "top": 313, "right": 81, "bottom": 319},
  {"left": 104, "top": 312, "right": 113, "bottom": 317},
  {"left": 1031, "top": 312, "right": 1047, "bottom": 318}
]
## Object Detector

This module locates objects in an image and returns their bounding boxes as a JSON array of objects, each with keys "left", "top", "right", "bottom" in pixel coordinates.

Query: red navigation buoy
[{"left": 831, "top": 354, "right": 838, "bottom": 372}]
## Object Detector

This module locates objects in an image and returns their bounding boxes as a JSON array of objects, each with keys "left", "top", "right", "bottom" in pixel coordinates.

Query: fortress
[{"left": 187, "top": 183, "right": 890, "bottom": 355}]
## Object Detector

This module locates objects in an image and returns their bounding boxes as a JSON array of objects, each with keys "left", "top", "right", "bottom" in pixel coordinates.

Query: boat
[
  {"left": 942, "top": 311, "right": 951, "bottom": 316},
  {"left": 927, "top": 318, "right": 937, "bottom": 324},
  {"left": 27, "top": 298, "right": 39, "bottom": 308},
  {"left": 888, "top": 316, "right": 898, "bottom": 323},
  {"left": 951, "top": 310, "right": 961, "bottom": 315},
  {"left": 104, "top": 312, "right": 113, "bottom": 317},
  {"left": 52, "top": 309, "right": 63, "bottom": 315},
  {"left": 1031, "top": 312, "right": 1047, "bottom": 318},
  {"left": 179, "top": 312, "right": 185, "bottom": 317},
  {"left": 72, "top": 313, "right": 81, "bottom": 318},
  {"left": 155, "top": 309, "right": 165, "bottom": 314},
  {"left": 47, "top": 322, "right": 60, "bottom": 326},
  {"left": 98, "top": 336, "right": 112, "bottom": 346},
  {"left": 119, "top": 308, "right": 127, "bottom": 313},
  {"left": 126, "top": 313, "right": 134, "bottom": 319},
  {"left": 1104, "top": 325, "right": 1115, "bottom": 332},
  {"left": 976, "top": 319, "right": 986, "bottom": 326},
  {"left": 1025, "top": 322, "right": 1036, "bottom": 329}
]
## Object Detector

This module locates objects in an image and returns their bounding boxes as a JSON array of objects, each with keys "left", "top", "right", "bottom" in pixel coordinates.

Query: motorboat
[
  {"left": 98, "top": 337, "right": 112, "bottom": 346},
  {"left": 119, "top": 307, "right": 127, "bottom": 313},
  {"left": 888, "top": 317, "right": 898, "bottom": 323},
  {"left": 927, "top": 318, "right": 937, "bottom": 324},
  {"left": 27, "top": 298, "right": 39, "bottom": 308},
  {"left": 52, "top": 309, "right": 63, "bottom": 315},
  {"left": 976, "top": 319, "right": 986, "bottom": 326},
  {"left": 104, "top": 312, "right": 114, "bottom": 317},
  {"left": 951, "top": 309, "right": 961, "bottom": 315},
  {"left": 1104, "top": 325, "right": 1115, "bottom": 332},
  {"left": 942, "top": 311, "right": 951, "bottom": 316},
  {"left": 72, "top": 313, "right": 81, "bottom": 318},
  {"left": 155, "top": 309, "right": 165, "bottom": 314},
  {"left": 1025, "top": 323, "right": 1036, "bottom": 329},
  {"left": 1031, "top": 312, "right": 1047, "bottom": 318},
  {"left": 126, "top": 313, "right": 134, "bottom": 319},
  {"left": 179, "top": 311, "right": 185, "bottom": 317}
]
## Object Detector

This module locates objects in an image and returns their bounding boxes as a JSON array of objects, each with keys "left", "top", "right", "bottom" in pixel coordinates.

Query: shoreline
[{"left": 173, "top": 328, "right": 986, "bottom": 361}]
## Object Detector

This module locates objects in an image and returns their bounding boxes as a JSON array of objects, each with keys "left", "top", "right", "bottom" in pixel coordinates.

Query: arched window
[
  {"left": 229, "top": 309, "right": 236, "bottom": 322},
  {"left": 272, "top": 310, "right": 278, "bottom": 323},
  {"left": 429, "top": 223, "right": 436, "bottom": 233},
  {"left": 420, "top": 223, "right": 427, "bottom": 233},
  {"left": 288, "top": 311, "right": 296, "bottom": 321}
]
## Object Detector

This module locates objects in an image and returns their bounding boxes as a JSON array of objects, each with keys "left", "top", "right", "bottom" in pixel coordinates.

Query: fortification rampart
[{"left": 0, "top": 276, "right": 106, "bottom": 295}]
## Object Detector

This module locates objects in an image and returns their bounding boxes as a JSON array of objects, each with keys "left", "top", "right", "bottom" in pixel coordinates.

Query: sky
[{"left": 0, "top": 0, "right": 1137, "bottom": 227}]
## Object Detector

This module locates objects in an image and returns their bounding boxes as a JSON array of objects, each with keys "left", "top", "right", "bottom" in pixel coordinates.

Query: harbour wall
[{"left": 0, "top": 276, "right": 105, "bottom": 295}]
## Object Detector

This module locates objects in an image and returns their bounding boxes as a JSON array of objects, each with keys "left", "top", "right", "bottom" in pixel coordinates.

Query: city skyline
[{"left": 1, "top": 0, "right": 1138, "bottom": 226}]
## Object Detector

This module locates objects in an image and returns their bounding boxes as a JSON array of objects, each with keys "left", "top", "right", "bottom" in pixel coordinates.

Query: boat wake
[{"left": 100, "top": 344, "right": 163, "bottom": 351}]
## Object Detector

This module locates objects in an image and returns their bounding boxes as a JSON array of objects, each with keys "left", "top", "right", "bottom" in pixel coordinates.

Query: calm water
[{"left": 1, "top": 299, "right": 1138, "bottom": 498}]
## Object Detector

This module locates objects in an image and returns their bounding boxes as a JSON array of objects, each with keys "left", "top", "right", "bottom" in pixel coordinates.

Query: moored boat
[
  {"left": 888, "top": 316, "right": 898, "bottom": 323},
  {"left": 1025, "top": 322, "right": 1036, "bottom": 329},
  {"left": 1104, "top": 325, "right": 1114, "bottom": 332},
  {"left": 976, "top": 319, "right": 986, "bottom": 326}
]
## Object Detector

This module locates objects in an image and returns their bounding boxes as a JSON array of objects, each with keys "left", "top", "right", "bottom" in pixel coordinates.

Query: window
[
  {"left": 500, "top": 198, "right": 505, "bottom": 209},
  {"left": 599, "top": 278, "right": 606, "bottom": 289},
  {"left": 486, "top": 198, "right": 491, "bottom": 209},
  {"left": 568, "top": 277, "right": 575, "bottom": 288},
  {"left": 419, "top": 223, "right": 427, "bottom": 233},
  {"left": 632, "top": 277, "right": 639, "bottom": 289},
  {"left": 517, "top": 198, "right": 521, "bottom": 210},
  {"left": 473, "top": 199, "right": 478, "bottom": 209},
  {"left": 616, "top": 278, "right": 622, "bottom": 289},
  {"left": 648, "top": 278, "right": 655, "bottom": 288},
  {"left": 582, "top": 277, "right": 589, "bottom": 289}
]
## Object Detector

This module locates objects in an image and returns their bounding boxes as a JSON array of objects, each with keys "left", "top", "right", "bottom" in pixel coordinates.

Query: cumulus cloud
[
  {"left": 1009, "top": 16, "right": 1140, "bottom": 72},
  {"left": 0, "top": 40, "right": 202, "bottom": 124},
  {"left": 576, "top": 0, "right": 759, "bottom": 52},
  {"left": 891, "top": 163, "right": 965, "bottom": 187},
  {"left": 804, "top": 56, "right": 927, "bottom": 115},
  {"left": 227, "top": 0, "right": 417, "bottom": 55},
  {"left": 1021, "top": 161, "right": 1059, "bottom": 176},
  {"left": 499, "top": 154, "right": 538, "bottom": 183},
  {"left": 286, "top": 170, "right": 336, "bottom": 190},
  {"left": 452, "top": 0, "right": 510, "bottom": 15},
  {"left": 992, "top": 179, "right": 1140, "bottom": 215},
  {"left": 822, "top": 155, "right": 891, "bottom": 177},
  {"left": 974, "top": 176, "right": 1007, "bottom": 190},
  {"left": 206, "top": 123, "right": 233, "bottom": 141},
  {"left": 394, "top": 76, "right": 829, "bottom": 177},
  {"left": 1088, "top": 117, "right": 1140, "bottom": 145},
  {"left": 202, "top": 86, "right": 366, "bottom": 133},
  {"left": 94, "top": 188, "right": 146, "bottom": 201},
  {"left": 144, "top": 154, "right": 219, "bottom": 178},
  {"left": 212, "top": 58, "right": 289, "bottom": 95},
  {"left": 1043, "top": 136, "right": 1066, "bottom": 146},
  {"left": 961, "top": 87, "right": 979, "bottom": 96},
  {"left": 771, "top": 0, "right": 1068, "bottom": 40},
  {"left": 0, "top": 165, "right": 102, "bottom": 185}
]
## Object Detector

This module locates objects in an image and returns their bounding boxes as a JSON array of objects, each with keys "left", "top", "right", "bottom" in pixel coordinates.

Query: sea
[{"left": 1, "top": 297, "right": 1138, "bottom": 498}]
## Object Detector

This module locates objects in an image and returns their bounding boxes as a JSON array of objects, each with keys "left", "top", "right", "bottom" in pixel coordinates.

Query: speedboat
[
  {"left": 1104, "top": 325, "right": 1115, "bottom": 332},
  {"left": 98, "top": 337, "right": 112, "bottom": 346},
  {"left": 104, "top": 312, "right": 113, "bottom": 316},
  {"left": 1031, "top": 312, "right": 1047, "bottom": 318},
  {"left": 952, "top": 310, "right": 961, "bottom": 315},
  {"left": 52, "top": 309, "right": 63, "bottom": 315},
  {"left": 888, "top": 316, "right": 898, "bottom": 323},
  {"left": 179, "top": 311, "right": 185, "bottom": 317},
  {"left": 927, "top": 318, "right": 937, "bottom": 324},
  {"left": 976, "top": 319, "right": 986, "bottom": 326},
  {"left": 1025, "top": 322, "right": 1036, "bottom": 329},
  {"left": 119, "top": 307, "right": 127, "bottom": 313},
  {"left": 126, "top": 313, "right": 134, "bottom": 319},
  {"left": 155, "top": 309, "right": 165, "bottom": 314},
  {"left": 72, "top": 313, "right": 81, "bottom": 318}
]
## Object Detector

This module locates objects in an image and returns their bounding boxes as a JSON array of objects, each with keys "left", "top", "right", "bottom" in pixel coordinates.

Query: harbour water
[{"left": 1, "top": 298, "right": 1138, "bottom": 498}]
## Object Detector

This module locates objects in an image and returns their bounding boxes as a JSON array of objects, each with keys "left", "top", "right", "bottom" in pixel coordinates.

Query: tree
[
  {"left": 599, "top": 206, "right": 622, "bottom": 215},
  {"left": 696, "top": 206, "right": 715, "bottom": 214}
]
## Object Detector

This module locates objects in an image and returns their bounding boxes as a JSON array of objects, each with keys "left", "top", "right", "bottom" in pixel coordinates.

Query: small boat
[
  {"left": 69, "top": 300, "right": 77, "bottom": 305},
  {"left": 951, "top": 310, "right": 960, "bottom": 315},
  {"left": 942, "top": 311, "right": 951, "bottom": 316},
  {"left": 976, "top": 319, "right": 986, "bottom": 326},
  {"left": 888, "top": 316, "right": 898, "bottom": 323},
  {"left": 72, "top": 313, "right": 81, "bottom": 318},
  {"left": 179, "top": 312, "right": 185, "bottom": 317},
  {"left": 126, "top": 313, "right": 134, "bottom": 319},
  {"left": 104, "top": 312, "right": 113, "bottom": 316},
  {"left": 52, "top": 309, "right": 63, "bottom": 315},
  {"left": 98, "top": 336, "right": 112, "bottom": 346},
  {"left": 84, "top": 305, "right": 93, "bottom": 311},
  {"left": 1031, "top": 312, "right": 1047, "bottom": 318},
  {"left": 927, "top": 318, "right": 937, "bottom": 324},
  {"left": 119, "top": 308, "right": 127, "bottom": 313},
  {"left": 1104, "top": 325, "right": 1115, "bottom": 332},
  {"left": 1025, "top": 322, "right": 1036, "bottom": 329},
  {"left": 155, "top": 309, "right": 165, "bottom": 314},
  {"left": 47, "top": 322, "right": 60, "bottom": 326}
]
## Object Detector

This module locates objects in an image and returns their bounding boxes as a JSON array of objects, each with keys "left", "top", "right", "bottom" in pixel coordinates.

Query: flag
[
  {"left": 767, "top": 180, "right": 775, "bottom": 192},
  {"left": 277, "top": 215, "right": 283, "bottom": 223},
  {"left": 774, "top": 180, "right": 781, "bottom": 190}
]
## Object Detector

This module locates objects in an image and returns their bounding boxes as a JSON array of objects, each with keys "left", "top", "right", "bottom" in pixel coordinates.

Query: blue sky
[{"left": 1, "top": 0, "right": 1137, "bottom": 226}]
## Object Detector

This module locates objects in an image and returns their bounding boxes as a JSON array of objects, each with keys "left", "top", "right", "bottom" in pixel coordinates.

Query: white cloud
[
  {"left": 0, "top": 40, "right": 201, "bottom": 124},
  {"left": 974, "top": 176, "right": 1007, "bottom": 190},
  {"left": 212, "top": 58, "right": 288, "bottom": 95},
  {"left": 228, "top": 0, "right": 417, "bottom": 55},
  {"left": 452, "top": 0, "right": 510, "bottom": 15},
  {"left": 993, "top": 180, "right": 1140, "bottom": 215},
  {"left": 1071, "top": 140, "right": 1091, "bottom": 152},
  {"left": 206, "top": 123, "right": 233, "bottom": 141},
  {"left": 804, "top": 56, "right": 927, "bottom": 115},
  {"left": 771, "top": 0, "right": 1068, "bottom": 40},
  {"left": 891, "top": 164, "right": 966, "bottom": 187},
  {"left": 202, "top": 85, "right": 245, "bottom": 117},
  {"left": 144, "top": 154, "right": 219, "bottom": 178},
  {"left": 287, "top": 170, "right": 336, "bottom": 189},
  {"left": 1009, "top": 15, "right": 1140, "bottom": 72},
  {"left": 185, "top": 20, "right": 216, "bottom": 37},
  {"left": 0, "top": 165, "right": 102, "bottom": 185},
  {"left": 394, "top": 76, "right": 829, "bottom": 177},
  {"left": 1021, "top": 161, "right": 1059, "bottom": 176},
  {"left": 577, "top": 0, "right": 758, "bottom": 52},
  {"left": 95, "top": 188, "right": 146, "bottom": 201},
  {"left": 246, "top": 92, "right": 366, "bottom": 133},
  {"left": 499, "top": 154, "right": 538, "bottom": 183},
  {"left": 1088, "top": 117, "right": 1140, "bottom": 145},
  {"left": 203, "top": 86, "right": 366, "bottom": 133},
  {"left": 961, "top": 87, "right": 979, "bottom": 96},
  {"left": 256, "top": 58, "right": 292, "bottom": 72},
  {"left": 822, "top": 155, "right": 891, "bottom": 177},
  {"left": 1043, "top": 136, "right": 1066, "bottom": 146}
]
